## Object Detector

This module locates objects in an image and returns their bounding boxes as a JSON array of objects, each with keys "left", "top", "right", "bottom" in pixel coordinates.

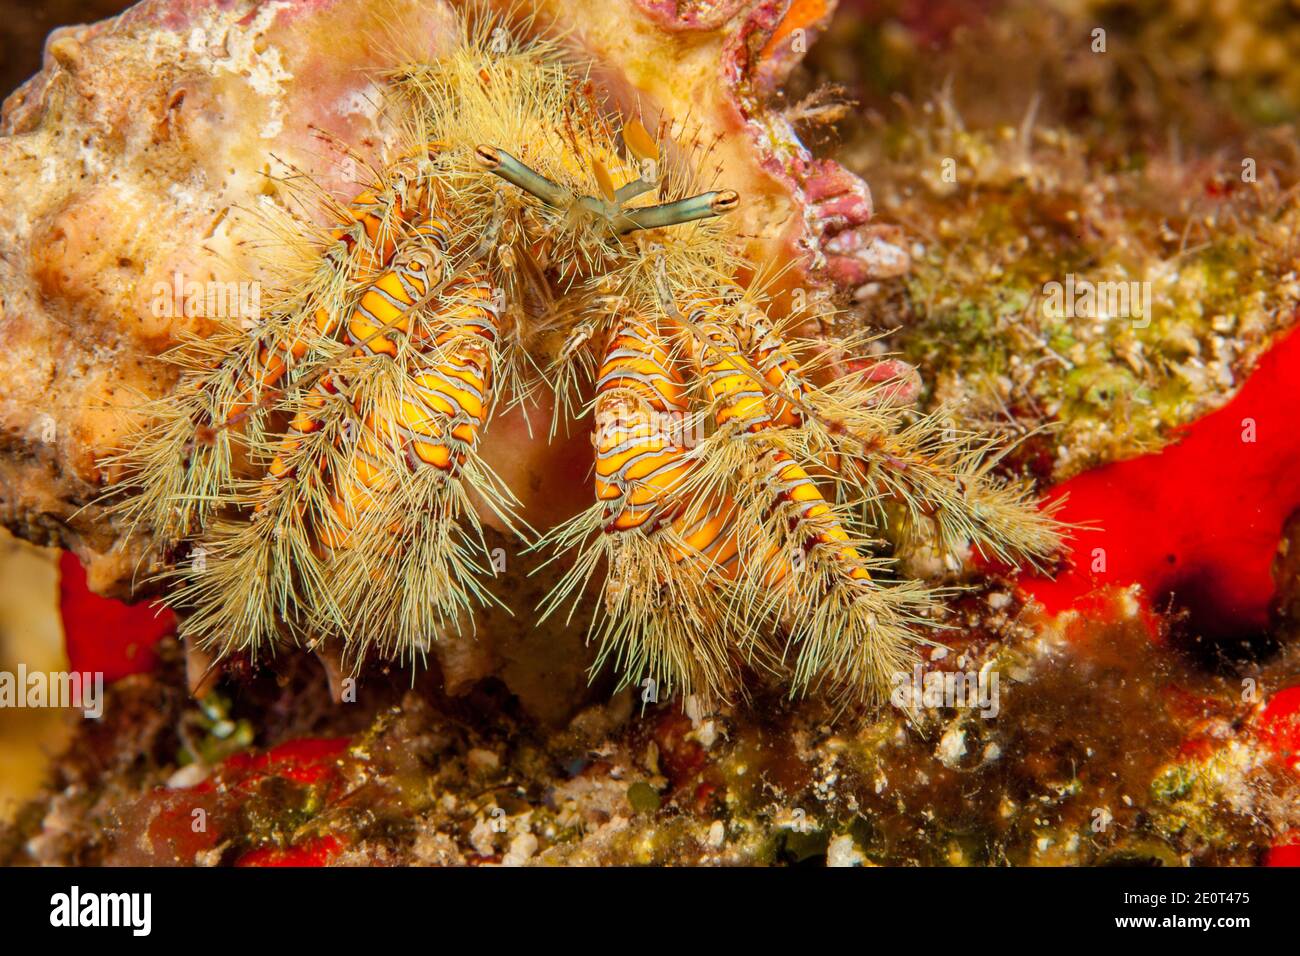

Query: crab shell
[{"left": 0, "top": 0, "right": 904, "bottom": 716}]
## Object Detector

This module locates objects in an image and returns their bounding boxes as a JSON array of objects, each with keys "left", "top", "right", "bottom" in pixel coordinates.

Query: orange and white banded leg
[
  {"left": 318, "top": 240, "right": 511, "bottom": 663},
  {"left": 666, "top": 293, "right": 934, "bottom": 706},
  {"left": 543, "top": 314, "right": 741, "bottom": 703}
]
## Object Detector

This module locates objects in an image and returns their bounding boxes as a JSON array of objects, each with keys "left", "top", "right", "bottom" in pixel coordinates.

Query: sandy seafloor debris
[{"left": 4, "top": 581, "right": 1299, "bottom": 866}]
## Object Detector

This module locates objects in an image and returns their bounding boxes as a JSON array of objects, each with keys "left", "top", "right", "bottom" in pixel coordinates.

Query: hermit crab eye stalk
[
  {"left": 474, "top": 144, "right": 569, "bottom": 209},
  {"left": 615, "top": 190, "right": 739, "bottom": 233},
  {"left": 474, "top": 143, "right": 738, "bottom": 235}
]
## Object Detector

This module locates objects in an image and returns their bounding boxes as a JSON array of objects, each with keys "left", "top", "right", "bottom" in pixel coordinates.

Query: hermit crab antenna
[{"left": 475, "top": 143, "right": 739, "bottom": 235}]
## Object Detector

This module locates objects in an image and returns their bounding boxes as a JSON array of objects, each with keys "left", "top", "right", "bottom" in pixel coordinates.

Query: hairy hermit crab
[{"left": 0, "top": 0, "right": 1062, "bottom": 716}]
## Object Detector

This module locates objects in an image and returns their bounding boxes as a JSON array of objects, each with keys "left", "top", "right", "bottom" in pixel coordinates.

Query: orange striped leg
[{"left": 593, "top": 318, "right": 693, "bottom": 534}]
